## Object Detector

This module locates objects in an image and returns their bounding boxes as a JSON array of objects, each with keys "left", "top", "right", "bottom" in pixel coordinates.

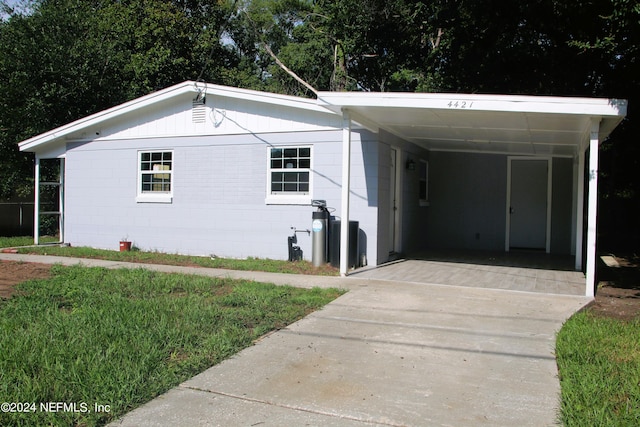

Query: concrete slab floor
[{"left": 352, "top": 251, "right": 585, "bottom": 296}]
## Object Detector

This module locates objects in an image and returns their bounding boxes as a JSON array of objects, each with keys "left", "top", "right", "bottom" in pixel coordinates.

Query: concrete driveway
[
  {"left": 107, "top": 276, "right": 589, "bottom": 426},
  {"left": 0, "top": 253, "right": 589, "bottom": 426}
]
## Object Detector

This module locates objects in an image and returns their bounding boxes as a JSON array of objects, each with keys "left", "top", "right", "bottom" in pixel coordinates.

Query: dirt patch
[
  {"left": 591, "top": 285, "right": 640, "bottom": 320},
  {"left": 593, "top": 254, "right": 640, "bottom": 321},
  {"left": 0, "top": 261, "right": 52, "bottom": 298}
]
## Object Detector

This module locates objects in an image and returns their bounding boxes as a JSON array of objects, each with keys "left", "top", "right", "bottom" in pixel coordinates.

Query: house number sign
[{"left": 447, "top": 100, "right": 474, "bottom": 109}]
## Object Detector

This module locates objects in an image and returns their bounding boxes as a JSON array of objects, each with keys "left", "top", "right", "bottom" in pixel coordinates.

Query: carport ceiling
[{"left": 317, "top": 92, "right": 627, "bottom": 157}]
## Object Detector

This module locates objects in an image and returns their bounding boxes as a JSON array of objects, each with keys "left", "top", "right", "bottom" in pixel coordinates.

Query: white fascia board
[
  {"left": 19, "top": 81, "right": 195, "bottom": 152},
  {"left": 317, "top": 92, "right": 627, "bottom": 118},
  {"left": 204, "top": 84, "right": 333, "bottom": 114}
]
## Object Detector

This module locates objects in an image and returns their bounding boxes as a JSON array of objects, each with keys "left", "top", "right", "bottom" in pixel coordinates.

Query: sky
[{"left": 1, "top": 0, "right": 33, "bottom": 19}]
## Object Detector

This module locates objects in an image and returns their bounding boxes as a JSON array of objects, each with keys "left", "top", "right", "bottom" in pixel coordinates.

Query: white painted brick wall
[{"left": 64, "top": 130, "right": 382, "bottom": 265}]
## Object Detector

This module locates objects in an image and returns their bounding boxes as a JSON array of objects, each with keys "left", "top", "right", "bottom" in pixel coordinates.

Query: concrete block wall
[
  {"left": 426, "top": 151, "right": 574, "bottom": 254},
  {"left": 63, "top": 129, "right": 382, "bottom": 265}
]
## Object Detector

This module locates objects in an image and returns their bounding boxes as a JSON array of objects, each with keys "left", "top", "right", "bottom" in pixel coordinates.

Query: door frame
[
  {"left": 389, "top": 146, "right": 402, "bottom": 255},
  {"left": 505, "top": 156, "right": 553, "bottom": 253}
]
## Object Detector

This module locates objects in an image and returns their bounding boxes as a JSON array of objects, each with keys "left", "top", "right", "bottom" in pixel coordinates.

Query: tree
[
  {"left": 565, "top": 0, "right": 640, "bottom": 250},
  {"left": 224, "top": 0, "right": 450, "bottom": 94},
  {"left": 0, "top": 0, "right": 239, "bottom": 199}
]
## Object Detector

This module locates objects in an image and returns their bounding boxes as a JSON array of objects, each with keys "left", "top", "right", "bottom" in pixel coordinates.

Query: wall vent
[{"left": 192, "top": 98, "right": 206, "bottom": 124}]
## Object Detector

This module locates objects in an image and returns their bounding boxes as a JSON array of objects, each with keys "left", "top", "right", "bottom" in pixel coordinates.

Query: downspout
[
  {"left": 340, "top": 109, "right": 352, "bottom": 276},
  {"left": 585, "top": 118, "right": 601, "bottom": 297},
  {"left": 34, "top": 156, "right": 40, "bottom": 245}
]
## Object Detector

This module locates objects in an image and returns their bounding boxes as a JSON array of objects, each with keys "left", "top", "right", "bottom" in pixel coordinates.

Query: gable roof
[{"left": 18, "top": 81, "right": 330, "bottom": 153}]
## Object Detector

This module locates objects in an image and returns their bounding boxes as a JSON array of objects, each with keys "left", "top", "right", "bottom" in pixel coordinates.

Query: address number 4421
[{"left": 447, "top": 100, "right": 474, "bottom": 109}]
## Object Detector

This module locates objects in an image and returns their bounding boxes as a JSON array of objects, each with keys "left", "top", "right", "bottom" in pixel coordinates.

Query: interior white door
[{"left": 509, "top": 159, "right": 548, "bottom": 250}]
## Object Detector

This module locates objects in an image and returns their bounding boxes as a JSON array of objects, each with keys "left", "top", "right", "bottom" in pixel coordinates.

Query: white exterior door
[{"left": 508, "top": 159, "right": 550, "bottom": 250}]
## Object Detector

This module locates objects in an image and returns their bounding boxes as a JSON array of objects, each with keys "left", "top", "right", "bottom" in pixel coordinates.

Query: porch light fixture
[{"left": 406, "top": 159, "right": 416, "bottom": 171}]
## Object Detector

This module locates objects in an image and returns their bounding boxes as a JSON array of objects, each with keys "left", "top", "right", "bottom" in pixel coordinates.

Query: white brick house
[{"left": 19, "top": 81, "right": 626, "bottom": 296}]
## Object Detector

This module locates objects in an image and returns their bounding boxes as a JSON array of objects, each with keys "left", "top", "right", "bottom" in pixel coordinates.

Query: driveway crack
[{"left": 181, "top": 385, "right": 405, "bottom": 426}]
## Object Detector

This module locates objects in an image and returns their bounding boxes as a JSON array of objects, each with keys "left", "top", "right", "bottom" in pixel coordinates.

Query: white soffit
[{"left": 317, "top": 92, "right": 627, "bottom": 156}]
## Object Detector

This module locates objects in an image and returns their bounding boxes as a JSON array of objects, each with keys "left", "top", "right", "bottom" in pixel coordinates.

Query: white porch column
[
  {"left": 340, "top": 109, "right": 352, "bottom": 276},
  {"left": 585, "top": 119, "right": 601, "bottom": 297},
  {"left": 59, "top": 158, "right": 65, "bottom": 243},
  {"left": 34, "top": 156, "right": 40, "bottom": 245}
]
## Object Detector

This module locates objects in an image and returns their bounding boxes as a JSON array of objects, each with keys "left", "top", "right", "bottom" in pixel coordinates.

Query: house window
[
  {"left": 266, "top": 146, "right": 312, "bottom": 204},
  {"left": 137, "top": 151, "right": 173, "bottom": 203},
  {"left": 419, "top": 159, "right": 429, "bottom": 206}
]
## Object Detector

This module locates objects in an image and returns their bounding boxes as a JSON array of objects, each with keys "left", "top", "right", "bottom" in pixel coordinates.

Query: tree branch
[
  {"left": 263, "top": 43, "right": 318, "bottom": 96},
  {"left": 430, "top": 28, "right": 444, "bottom": 49}
]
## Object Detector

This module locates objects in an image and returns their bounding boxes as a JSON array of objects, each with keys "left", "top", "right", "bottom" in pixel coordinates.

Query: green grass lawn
[
  {"left": 0, "top": 236, "right": 32, "bottom": 247},
  {"left": 0, "top": 265, "right": 344, "bottom": 426},
  {"left": 0, "top": 236, "right": 58, "bottom": 247},
  {"left": 0, "top": 236, "right": 338, "bottom": 276},
  {"left": 556, "top": 311, "right": 640, "bottom": 426}
]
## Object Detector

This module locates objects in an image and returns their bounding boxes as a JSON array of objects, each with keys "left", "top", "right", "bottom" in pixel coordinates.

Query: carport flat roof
[{"left": 317, "top": 92, "right": 627, "bottom": 156}]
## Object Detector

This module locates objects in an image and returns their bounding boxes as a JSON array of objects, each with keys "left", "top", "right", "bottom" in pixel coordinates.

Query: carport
[{"left": 317, "top": 92, "right": 627, "bottom": 297}]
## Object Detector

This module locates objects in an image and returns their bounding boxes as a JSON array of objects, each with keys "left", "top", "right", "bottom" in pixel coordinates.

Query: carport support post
[
  {"left": 585, "top": 119, "right": 601, "bottom": 297},
  {"left": 34, "top": 156, "right": 40, "bottom": 245},
  {"left": 59, "top": 158, "right": 65, "bottom": 243},
  {"left": 340, "top": 109, "right": 351, "bottom": 277}
]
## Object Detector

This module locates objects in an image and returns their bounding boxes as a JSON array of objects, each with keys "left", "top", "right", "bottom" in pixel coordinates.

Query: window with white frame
[
  {"left": 266, "top": 146, "right": 311, "bottom": 204},
  {"left": 137, "top": 151, "right": 173, "bottom": 203},
  {"left": 419, "top": 159, "right": 429, "bottom": 206}
]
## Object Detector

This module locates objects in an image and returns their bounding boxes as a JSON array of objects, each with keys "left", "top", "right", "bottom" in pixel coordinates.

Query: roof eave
[
  {"left": 19, "top": 81, "right": 195, "bottom": 152},
  {"left": 317, "top": 92, "right": 628, "bottom": 118}
]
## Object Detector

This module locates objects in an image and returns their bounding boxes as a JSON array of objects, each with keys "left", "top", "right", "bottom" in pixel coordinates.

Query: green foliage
[
  {"left": 556, "top": 311, "right": 640, "bottom": 426},
  {"left": 0, "top": 265, "right": 343, "bottom": 426},
  {"left": 228, "top": 0, "right": 637, "bottom": 95}
]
